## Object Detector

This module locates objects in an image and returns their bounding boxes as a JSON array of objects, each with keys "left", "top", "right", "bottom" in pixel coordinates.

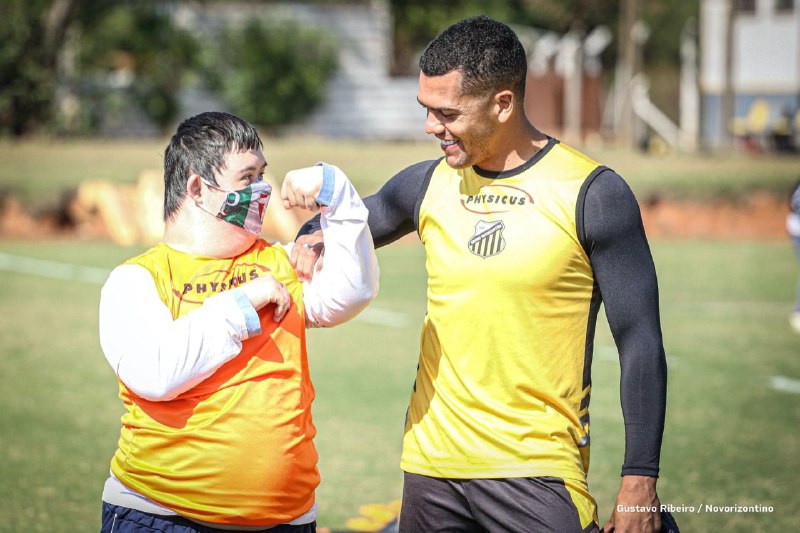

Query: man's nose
[{"left": 424, "top": 110, "right": 445, "bottom": 136}]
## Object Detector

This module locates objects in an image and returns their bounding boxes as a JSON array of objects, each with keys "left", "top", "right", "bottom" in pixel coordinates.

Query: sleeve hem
[
  {"left": 315, "top": 162, "right": 336, "bottom": 206},
  {"left": 621, "top": 467, "right": 660, "bottom": 478},
  {"left": 230, "top": 288, "right": 261, "bottom": 337}
]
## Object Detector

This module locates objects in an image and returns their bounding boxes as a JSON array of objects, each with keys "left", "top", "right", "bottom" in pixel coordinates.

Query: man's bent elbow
[
  {"left": 309, "top": 283, "right": 379, "bottom": 328},
  {"left": 117, "top": 370, "right": 182, "bottom": 402}
]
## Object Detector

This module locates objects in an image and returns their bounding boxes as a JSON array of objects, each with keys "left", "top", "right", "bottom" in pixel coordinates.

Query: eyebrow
[
  {"left": 417, "top": 97, "right": 454, "bottom": 112},
  {"left": 237, "top": 162, "right": 268, "bottom": 175}
]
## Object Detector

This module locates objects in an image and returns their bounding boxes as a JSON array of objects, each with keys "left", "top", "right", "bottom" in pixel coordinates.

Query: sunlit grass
[
  {"left": 0, "top": 133, "right": 799, "bottom": 532},
  {"left": 0, "top": 240, "right": 798, "bottom": 531}
]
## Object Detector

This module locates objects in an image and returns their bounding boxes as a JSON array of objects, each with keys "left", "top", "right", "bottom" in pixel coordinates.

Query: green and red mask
[{"left": 200, "top": 179, "right": 272, "bottom": 235}]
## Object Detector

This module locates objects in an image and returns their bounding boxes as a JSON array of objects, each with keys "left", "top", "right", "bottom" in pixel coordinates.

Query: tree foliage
[
  {"left": 0, "top": 0, "right": 699, "bottom": 137},
  {"left": 0, "top": 0, "right": 81, "bottom": 135},
  {"left": 202, "top": 18, "right": 338, "bottom": 131},
  {"left": 390, "top": 0, "right": 700, "bottom": 75},
  {"left": 390, "top": 0, "right": 518, "bottom": 74},
  {"left": 0, "top": 0, "right": 198, "bottom": 136},
  {"left": 75, "top": 1, "right": 199, "bottom": 133}
]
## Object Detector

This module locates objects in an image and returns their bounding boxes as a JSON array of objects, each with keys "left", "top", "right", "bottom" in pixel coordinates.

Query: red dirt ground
[
  {"left": 0, "top": 192, "right": 792, "bottom": 242},
  {"left": 639, "top": 192, "right": 789, "bottom": 240}
]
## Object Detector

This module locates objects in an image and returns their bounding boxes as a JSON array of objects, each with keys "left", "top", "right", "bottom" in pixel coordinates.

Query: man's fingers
[
  {"left": 281, "top": 175, "right": 302, "bottom": 208},
  {"left": 280, "top": 176, "right": 293, "bottom": 206},
  {"left": 291, "top": 232, "right": 325, "bottom": 280},
  {"left": 295, "top": 250, "right": 314, "bottom": 281},
  {"left": 283, "top": 189, "right": 300, "bottom": 209},
  {"left": 272, "top": 284, "right": 291, "bottom": 321},
  {"left": 282, "top": 191, "right": 318, "bottom": 212},
  {"left": 289, "top": 241, "right": 302, "bottom": 268},
  {"left": 296, "top": 244, "right": 322, "bottom": 280},
  {"left": 281, "top": 167, "right": 323, "bottom": 211}
]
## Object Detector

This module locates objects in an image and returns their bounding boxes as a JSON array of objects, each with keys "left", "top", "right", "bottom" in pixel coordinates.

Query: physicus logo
[
  {"left": 468, "top": 220, "right": 506, "bottom": 258},
  {"left": 461, "top": 184, "right": 533, "bottom": 214}
]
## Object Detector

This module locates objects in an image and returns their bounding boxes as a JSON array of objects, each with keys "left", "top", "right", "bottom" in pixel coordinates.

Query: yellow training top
[{"left": 402, "top": 142, "right": 600, "bottom": 482}]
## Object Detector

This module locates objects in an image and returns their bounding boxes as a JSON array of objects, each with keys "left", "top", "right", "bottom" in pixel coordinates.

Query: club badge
[{"left": 468, "top": 220, "right": 506, "bottom": 258}]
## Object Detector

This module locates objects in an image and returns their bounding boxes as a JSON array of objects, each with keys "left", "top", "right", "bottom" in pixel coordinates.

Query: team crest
[{"left": 468, "top": 220, "right": 506, "bottom": 258}]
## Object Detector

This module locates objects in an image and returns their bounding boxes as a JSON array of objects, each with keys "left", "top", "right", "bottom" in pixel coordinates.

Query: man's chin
[{"left": 445, "top": 155, "right": 472, "bottom": 169}]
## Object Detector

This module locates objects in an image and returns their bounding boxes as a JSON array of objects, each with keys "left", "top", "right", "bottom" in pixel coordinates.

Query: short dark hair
[
  {"left": 162, "top": 111, "right": 262, "bottom": 220},
  {"left": 419, "top": 16, "right": 527, "bottom": 99}
]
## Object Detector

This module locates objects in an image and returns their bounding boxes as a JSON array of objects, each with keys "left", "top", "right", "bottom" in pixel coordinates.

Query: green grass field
[
  {"left": 1, "top": 138, "right": 799, "bottom": 531},
  {"left": 0, "top": 238, "right": 798, "bottom": 532}
]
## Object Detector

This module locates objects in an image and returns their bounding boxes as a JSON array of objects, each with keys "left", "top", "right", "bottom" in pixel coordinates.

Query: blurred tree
[
  {"left": 390, "top": 0, "right": 698, "bottom": 74},
  {"left": 640, "top": 0, "right": 699, "bottom": 66},
  {"left": 0, "top": 0, "right": 82, "bottom": 135},
  {"left": 390, "top": 0, "right": 518, "bottom": 75},
  {"left": 518, "top": 0, "right": 619, "bottom": 33},
  {"left": 0, "top": 0, "right": 197, "bottom": 136},
  {"left": 0, "top": 0, "right": 699, "bottom": 137},
  {"left": 75, "top": 0, "right": 199, "bottom": 133},
  {"left": 202, "top": 18, "right": 338, "bottom": 131}
]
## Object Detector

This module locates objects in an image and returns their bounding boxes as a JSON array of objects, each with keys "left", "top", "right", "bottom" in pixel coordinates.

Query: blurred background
[{"left": 0, "top": 0, "right": 799, "bottom": 531}]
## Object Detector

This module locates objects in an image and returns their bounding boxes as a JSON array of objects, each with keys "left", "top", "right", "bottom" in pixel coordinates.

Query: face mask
[{"left": 200, "top": 179, "right": 272, "bottom": 235}]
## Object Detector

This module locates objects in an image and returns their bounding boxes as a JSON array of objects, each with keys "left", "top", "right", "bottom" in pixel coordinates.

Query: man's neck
[
  {"left": 163, "top": 207, "right": 256, "bottom": 259},
  {"left": 478, "top": 120, "right": 549, "bottom": 172}
]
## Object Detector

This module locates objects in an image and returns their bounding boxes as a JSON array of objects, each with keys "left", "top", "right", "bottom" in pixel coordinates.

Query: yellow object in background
[
  {"left": 71, "top": 170, "right": 307, "bottom": 246},
  {"left": 344, "top": 500, "right": 401, "bottom": 532}
]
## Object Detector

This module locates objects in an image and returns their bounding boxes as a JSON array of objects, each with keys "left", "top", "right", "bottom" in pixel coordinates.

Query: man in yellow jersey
[
  {"left": 98, "top": 111, "right": 378, "bottom": 532},
  {"left": 295, "top": 16, "right": 670, "bottom": 533}
]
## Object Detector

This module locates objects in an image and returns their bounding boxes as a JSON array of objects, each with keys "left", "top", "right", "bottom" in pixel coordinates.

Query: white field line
[
  {"left": 354, "top": 307, "right": 412, "bottom": 328},
  {"left": 769, "top": 375, "right": 800, "bottom": 394},
  {"left": 0, "top": 251, "right": 410, "bottom": 328},
  {"left": 0, "top": 251, "right": 110, "bottom": 284},
  {"left": 4, "top": 252, "right": 796, "bottom": 363}
]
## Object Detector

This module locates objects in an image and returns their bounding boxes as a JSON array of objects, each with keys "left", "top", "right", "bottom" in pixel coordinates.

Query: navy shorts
[
  {"left": 101, "top": 503, "right": 316, "bottom": 533},
  {"left": 398, "top": 472, "right": 599, "bottom": 533}
]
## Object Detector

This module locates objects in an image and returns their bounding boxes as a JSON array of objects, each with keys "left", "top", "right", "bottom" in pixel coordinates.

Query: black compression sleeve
[
  {"left": 364, "top": 160, "right": 437, "bottom": 247},
  {"left": 295, "top": 160, "right": 437, "bottom": 248},
  {"left": 581, "top": 169, "right": 667, "bottom": 478}
]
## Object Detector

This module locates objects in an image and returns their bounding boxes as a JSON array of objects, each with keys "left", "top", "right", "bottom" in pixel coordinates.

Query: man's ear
[
  {"left": 186, "top": 174, "right": 203, "bottom": 203},
  {"left": 494, "top": 90, "right": 515, "bottom": 124}
]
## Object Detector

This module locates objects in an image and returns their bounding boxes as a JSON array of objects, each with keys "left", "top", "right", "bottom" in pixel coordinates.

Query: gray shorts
[{"left": 398, "top": 472, "right": 599, "bottom": 533}]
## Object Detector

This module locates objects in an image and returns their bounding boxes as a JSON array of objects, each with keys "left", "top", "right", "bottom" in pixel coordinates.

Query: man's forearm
[{"left": 302, "top": 165, "right": 379, "bottom": 327}]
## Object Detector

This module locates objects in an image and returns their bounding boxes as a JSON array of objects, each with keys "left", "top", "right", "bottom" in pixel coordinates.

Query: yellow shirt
[
  {"left": 110, "top": 240, "right": 318, "bottom": 527},
  {"left": 402, "top": 143, "right": 600, "bottom": 482}
]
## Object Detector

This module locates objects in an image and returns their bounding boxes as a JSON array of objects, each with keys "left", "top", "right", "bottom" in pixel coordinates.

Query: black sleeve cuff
[{"left": 295, "top": 215, "right": 322, "bottom": 240}]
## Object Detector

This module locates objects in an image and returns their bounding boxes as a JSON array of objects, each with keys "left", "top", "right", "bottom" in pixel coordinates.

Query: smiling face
[{"left": 417, "top": 70, "right": 502, "bottom": 170}]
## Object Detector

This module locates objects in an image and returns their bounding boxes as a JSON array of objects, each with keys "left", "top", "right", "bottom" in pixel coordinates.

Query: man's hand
[
  {"left": 282, "top": 166, "right": 323, "bottom": 211},
  {"left": 291, "top": 231, "right": 325, "bottom": 281},
  {"left": 240, "top": 275, "right": 291, "bottom": 321},
  {"left": 603, "top": 475, "right": 661, "bottom": 533}
]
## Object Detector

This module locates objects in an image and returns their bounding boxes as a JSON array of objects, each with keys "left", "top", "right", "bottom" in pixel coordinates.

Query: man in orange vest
[{"left": 99, "top": 111, "right": 378, "bottom": 532}]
